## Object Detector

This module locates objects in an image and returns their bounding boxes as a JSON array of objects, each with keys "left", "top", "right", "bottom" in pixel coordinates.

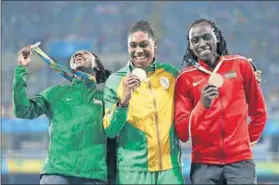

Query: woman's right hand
[{"left": 17, "top": 45, "right": 32, "bottom": 67}]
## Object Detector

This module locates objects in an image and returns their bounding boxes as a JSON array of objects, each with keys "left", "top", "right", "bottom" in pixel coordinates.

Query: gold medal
[
  {"left": 132, "top": 68, "right": 147, "bottom": 82},
  {"left": 208, "top": 73, "right": 224, "bottom": 88}
]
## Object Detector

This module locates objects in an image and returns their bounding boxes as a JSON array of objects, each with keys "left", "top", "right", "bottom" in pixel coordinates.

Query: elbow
[
  {"left": 103, "top": 121, "right": 119, "bottom": 139},
  {"left": 259, "top": 107, "right": 268, "bottom": 125},
  {"left": 107, "top": 133, "right": 118, "bottom": 139},
  {"left": 175, "top": 122, "right": 189, "bottom": 142},
  {"left": 178, "top": 135, "right": 189, "bottom": 142},
  {"left": 13, "top": 108, "right": 25, "bottom": 118},
  {"left": 105, "top": 128, "right": 118, "bottom": 139},
  {"left": 176, "top": 131, "right": 189, "bottom": 142},
  {"left": 13, "top": 106, "right": 29, "bottom": 119},
  {"left": 263, "top": 109, "right": 268, "bottom": 122}
]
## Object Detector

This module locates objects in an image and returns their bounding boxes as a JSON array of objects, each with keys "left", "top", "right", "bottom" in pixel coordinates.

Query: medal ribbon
[
  {"left": 33, "top": 47, "right": 96, "bottom": 82},
  {"left": 194, "top": 57, "right": 224, "bottom": 75}
]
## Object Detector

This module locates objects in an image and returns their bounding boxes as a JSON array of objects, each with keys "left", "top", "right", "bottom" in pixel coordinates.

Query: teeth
[
  {"left": 135, "top": 56, "right": 146, "bottom": 60},
  {"left": 200, "top": 49, "right": 210, "bottom": 53}
]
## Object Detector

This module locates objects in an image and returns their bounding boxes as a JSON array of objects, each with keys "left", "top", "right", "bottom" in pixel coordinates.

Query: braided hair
[
  {"left": 129, "top": 20, "right": 156, "bottom": 41},
  {"left": 69, "top": 51, "right": 111, "bottom": 84},
  {"left": 182, "top": 18, "right": 229, "bottom": 67},
  {"left": 90, "top": 52, "right": 111, "bottom": 84}
]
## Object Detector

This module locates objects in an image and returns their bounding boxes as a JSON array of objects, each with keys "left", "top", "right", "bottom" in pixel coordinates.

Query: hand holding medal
[
  {"left": 194, "top": 58, "right": 224, "bottom": 88},
  {"left": 129, "top": 68, "right": 146, "bottom": 94},
  {"left": 194, "top": 58, "right": 225, "bottom": 109},
  {"left": 119, "top": 67, "right": 143, "bottom": 106}
]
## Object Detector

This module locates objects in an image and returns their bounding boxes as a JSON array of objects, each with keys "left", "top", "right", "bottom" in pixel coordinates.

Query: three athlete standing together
[{"left": 14, "top": 18, "right": 266, "bottom": 185}]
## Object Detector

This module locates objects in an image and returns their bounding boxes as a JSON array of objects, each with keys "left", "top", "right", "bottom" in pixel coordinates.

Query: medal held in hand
[
  {"left": 194, "top": 57, "right": 225, "bottom": 88},
  {"left": 132, "top": 68, "right": 147, "bottom": 82},
  {"left": 208, "top": 73, "right": 224, "bottom": 88}
]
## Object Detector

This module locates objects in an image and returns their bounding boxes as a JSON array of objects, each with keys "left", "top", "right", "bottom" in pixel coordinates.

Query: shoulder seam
[
  {"left": 223, "top": 56, "right": 247, "bottom": 62},
  {"left": 176, "top": 68, "right": 197, "bottom": 80}
]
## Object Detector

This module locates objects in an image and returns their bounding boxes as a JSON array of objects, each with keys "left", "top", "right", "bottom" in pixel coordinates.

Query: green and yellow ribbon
[{"left": 33, "top": 47, "right": 96, "bottom": 82}]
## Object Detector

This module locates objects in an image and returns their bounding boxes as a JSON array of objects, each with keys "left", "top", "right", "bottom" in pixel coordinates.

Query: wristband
[{"left": 117, "top": 101, "right": 128, "bottom": 108}]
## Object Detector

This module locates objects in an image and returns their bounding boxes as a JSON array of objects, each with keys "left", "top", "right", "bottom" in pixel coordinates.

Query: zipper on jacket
[
  {"left": 218, "top": 92, "right": 226, "bottom": 165},
  {"left": 148, "top": 81, "right": 163, "bottom": 170},
  {"left": 77, "top": 134, "right": 82, "bottom": 175},
  {"left": 76, "top": 123, "right": 86, "bottom": 175},
  {"left": 76, "top": 83, "right": 87, "bottom": 175}
]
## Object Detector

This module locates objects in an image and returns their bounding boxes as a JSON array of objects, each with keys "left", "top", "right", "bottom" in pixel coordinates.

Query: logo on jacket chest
[
  {"left": 66, "top": 97, "right": 73, "bottom": 101},
  {"left": 93, "top": 98, "right": 102, "bottom": 105},
  {"left": 192, "top": 79, "right": 204, "bottom": 87},
  {"left": 160, "top": 77, "right": 170, "bottom": 90},
  {"left": 225, "top": 71, "right": 237, "bottom": 79}
]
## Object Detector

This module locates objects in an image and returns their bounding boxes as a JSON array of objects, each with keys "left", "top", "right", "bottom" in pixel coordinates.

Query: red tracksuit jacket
[{"left": 175, "top": 55, "right": 267, "bottom": 164}]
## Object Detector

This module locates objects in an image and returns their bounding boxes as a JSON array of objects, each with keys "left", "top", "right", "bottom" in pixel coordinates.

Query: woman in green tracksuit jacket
[{"left": 13, "top": 47, "right": 115, "bottom": 184}]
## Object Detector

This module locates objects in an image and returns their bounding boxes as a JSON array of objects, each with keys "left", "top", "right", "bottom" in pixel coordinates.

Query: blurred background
[{"left": 1, "top": 1, "right": 279, "bottom": 184}]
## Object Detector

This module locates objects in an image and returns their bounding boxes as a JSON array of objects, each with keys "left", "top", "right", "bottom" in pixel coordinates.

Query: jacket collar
[
  {"left": 128, "top": 58, "right": 157, "bottom": 73},
  {"left": 198, "top": 56, "right": 224, "bottom": 71},
  {"left": 71, "top": 77, "right": 96, "bottom": 89}
]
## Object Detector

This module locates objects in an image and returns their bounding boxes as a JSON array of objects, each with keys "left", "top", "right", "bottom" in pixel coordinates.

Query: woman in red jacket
[{"left": 174, "top": 18, "right": 267, "bottom": 184}]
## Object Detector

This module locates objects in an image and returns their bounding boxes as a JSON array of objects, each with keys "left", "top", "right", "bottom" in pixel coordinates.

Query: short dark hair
[
  {"left": 129, "top": 20, "right": 156, "bottom": 41},
  {"left": 182, "top": 18, "right": 229, "bottom": 66}
]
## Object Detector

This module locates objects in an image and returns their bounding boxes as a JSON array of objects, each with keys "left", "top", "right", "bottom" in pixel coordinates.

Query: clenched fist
[
  {"left": 17, "top": 45, "right": 33, "bottom": 67},
  {"left": 201, "top": 84, "right": 219, "bottom": 109}
]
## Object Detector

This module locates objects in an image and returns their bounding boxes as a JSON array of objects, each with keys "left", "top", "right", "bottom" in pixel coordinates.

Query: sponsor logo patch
[{"left": 225, "top": 71, "right": 237, "bottom": 79}]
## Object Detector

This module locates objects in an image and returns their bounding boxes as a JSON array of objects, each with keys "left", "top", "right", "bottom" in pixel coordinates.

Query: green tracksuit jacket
[{"left": 12, "top": 66, "right": 107, "bottom": 181}]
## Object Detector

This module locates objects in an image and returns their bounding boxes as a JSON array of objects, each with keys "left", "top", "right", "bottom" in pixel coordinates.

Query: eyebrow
[
  {"left": 190, "top": 32, "right": 214, "bottom": 40},
  {"left": 129, "top": 40, "right": 150, "bottom": 44}
]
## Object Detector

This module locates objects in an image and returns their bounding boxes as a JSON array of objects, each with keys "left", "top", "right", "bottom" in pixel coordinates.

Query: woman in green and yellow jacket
[
  {"left": 13, "top": 46, "right": 115, "bottom": 184},
  {"left": 103, "top": 21, "right": 184, "bottom": 185}
]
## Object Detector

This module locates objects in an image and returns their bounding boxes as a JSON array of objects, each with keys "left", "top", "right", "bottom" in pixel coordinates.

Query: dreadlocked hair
[
  {"left": 68, "top": 51, "right": 111, "bottom": 84},
  {"left": 91, "top": 52, "right": 111, "bottom": 84},
  {"left": 182, "top": 18, "right": 229, "bottom": 67},
  {"left": 129, "top": 20, "right": 156, "bottom": 41}
]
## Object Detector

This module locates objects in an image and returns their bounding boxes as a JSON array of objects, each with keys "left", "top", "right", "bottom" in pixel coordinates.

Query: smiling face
[
  {"left": 128, "top": 31, "right": 156, "bottom": 69},
  {"left": 70, "top": 50, "right": 96, "bottom": 72},
  {"left": 189, "top": 22, "right": 219, "bottom": 62}
]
